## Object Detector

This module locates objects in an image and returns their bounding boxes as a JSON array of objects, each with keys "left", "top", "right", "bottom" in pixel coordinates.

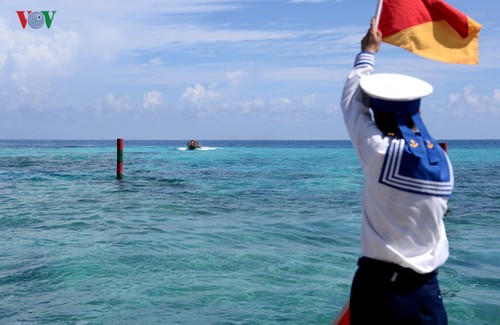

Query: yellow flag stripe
[{"left": 383, "top": 18, "right": 481, "bottom": 65}]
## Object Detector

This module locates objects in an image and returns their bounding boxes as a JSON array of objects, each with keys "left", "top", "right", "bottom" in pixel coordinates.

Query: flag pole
[{"left": 374, "top": 0, "right": 383, "bottom": 30}]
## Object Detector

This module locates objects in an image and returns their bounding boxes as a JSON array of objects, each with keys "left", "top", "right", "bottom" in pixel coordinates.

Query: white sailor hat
[
  {"left": 360, "top": 73, "right": 433, "bottom": 114},
  {"left": 360, "top": 73, "right": 441, "bottom": 163}
]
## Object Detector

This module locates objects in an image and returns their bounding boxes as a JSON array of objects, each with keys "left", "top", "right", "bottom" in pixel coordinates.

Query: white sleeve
[{"left": 341, "top": 52, "right": 386, "bottom": 168}]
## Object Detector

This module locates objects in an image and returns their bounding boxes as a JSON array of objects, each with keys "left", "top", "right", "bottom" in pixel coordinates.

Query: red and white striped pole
[{"left": 117, "top": 138, "right": 124, "bottom": 179}]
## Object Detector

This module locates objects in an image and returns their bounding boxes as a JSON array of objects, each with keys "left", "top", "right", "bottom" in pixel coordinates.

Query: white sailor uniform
[{"left": 341, "top": 52, "right": 454, "bottom": 274}]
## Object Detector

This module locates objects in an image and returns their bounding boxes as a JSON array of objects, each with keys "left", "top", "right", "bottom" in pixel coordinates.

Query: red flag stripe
[
  {"left": 378, "top": 0, "right": 481, "bottom": 64},
  {"left": 379, "top": 0, "right": 470, "bottom": 39},
  {"left": 431, "top": 0, "right": 469, "bottom": 38}
]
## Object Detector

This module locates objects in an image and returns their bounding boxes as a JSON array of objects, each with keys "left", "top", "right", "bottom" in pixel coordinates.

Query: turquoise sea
[{"left": 0, "top": 139, "right": 498, "bottom": 324}]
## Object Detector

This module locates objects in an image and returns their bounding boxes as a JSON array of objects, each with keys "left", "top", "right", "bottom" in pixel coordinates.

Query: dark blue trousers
[{"left": 350, "top": 257, "right": 448, "bottom": 325}]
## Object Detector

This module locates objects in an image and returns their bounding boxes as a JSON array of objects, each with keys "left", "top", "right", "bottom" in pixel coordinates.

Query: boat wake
[{"left": 178, "top": 147, "right": 217, "bottom": 151}]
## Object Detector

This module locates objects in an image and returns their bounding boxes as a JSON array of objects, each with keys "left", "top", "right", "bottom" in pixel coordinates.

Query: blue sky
[{"left": 1, "top": 0, "right": 499, "bottom": 140}]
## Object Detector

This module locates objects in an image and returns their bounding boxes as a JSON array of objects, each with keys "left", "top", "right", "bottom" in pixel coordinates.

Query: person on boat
[
  {"left": 187, "top": 140, "right": 201, "bottom": 150},
  {"left": 340, "top": 18, "right": 454, "bottom": 324}
]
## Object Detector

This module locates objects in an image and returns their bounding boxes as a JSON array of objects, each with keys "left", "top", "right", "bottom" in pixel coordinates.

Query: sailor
[{"left": 341, "top": 18, "right": 454, "bottom": 324}]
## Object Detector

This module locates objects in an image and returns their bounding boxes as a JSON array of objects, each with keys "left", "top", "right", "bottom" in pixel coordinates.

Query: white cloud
[
  {"left": 182, "top": 83, "right": 220, "bottom": 108},
  {"left": 143, "top": 90, "right": 163, "bottom": 109},
  {"left": 448, "top": 85, "right": 500, "bottom": 115},
  {"left": 324, "top": 103, "right": 338, "bottom": 115},
  {"left": 2, "top": 28, "right": 79, "bottom": 75},
  {"left": 302, "top": 93, "right": 316, "bottom": 110},
  {"left": 233, "top": 98, "right": 265, "bottom": 114},
  {"left": 0, "top": 19, "right": 80, "bottom": 102},
  {"left": 134, "top": 25, "right": 296, "bottom": 47},
  {"left": 146, "top": 58, "right": 165, "bottom": 67},
  {"left": 79, "top": 1, "right": 246, "bottom": 16},
  {"left": 448, "top": 93, "right": 461, "bottom": 106},
  {"left": 494, "top": 89, "right": 500, "bottom": 102},
  {"left": 180, "top": 80, "right": 329, "bottom": 121},
  {"left": 225, "top": 70, "right": 247, "bottom": 85},
  {"left": 96, "top": 93, "right": 134, "bottom": 115},
  {"left": 270, "top": 97, "right": 293, "bottom": 111}
]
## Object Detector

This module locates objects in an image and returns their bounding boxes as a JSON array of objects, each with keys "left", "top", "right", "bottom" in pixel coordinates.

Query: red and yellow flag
[{"left": 377, "top": 0, "right": 482, "bottom": 64}]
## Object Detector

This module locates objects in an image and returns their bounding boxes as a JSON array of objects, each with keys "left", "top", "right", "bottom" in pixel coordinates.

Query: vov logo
[{"left": 17, "top": 11, "right": 57, "bottom": 29}]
